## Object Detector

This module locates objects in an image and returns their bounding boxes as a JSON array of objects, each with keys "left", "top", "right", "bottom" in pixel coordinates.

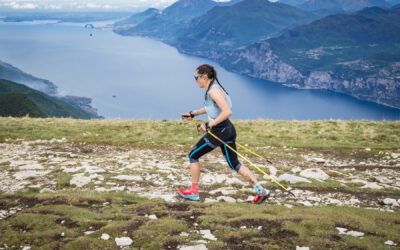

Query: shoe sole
[
  {"left": 178, "top": 192, "right": 200, "bottom": 201},
  {"left": 256, "top": 191, "right": 270, "bottom": 204}
]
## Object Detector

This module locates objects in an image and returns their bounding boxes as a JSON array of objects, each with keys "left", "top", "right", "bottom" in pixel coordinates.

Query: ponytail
[{"left": 196, "top": 64, "right": 228, "bottom": 100}]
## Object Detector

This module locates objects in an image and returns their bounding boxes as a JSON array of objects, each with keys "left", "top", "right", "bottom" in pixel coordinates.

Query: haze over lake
[{"left": 1, "top": 21, "right": 399, "bottom": 120}]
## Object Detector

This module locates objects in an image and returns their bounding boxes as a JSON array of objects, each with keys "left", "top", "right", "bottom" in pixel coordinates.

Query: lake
[{"left": 0, "top": 20, "right": 399, "bottom": 120}]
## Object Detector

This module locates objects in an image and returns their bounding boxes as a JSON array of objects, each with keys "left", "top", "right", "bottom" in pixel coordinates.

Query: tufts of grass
[
  {"left": 0, "top": 191, "right": 399, "bottom": 249},
  {"left": 1, "top": 118, "right": 400, "bottom": 150}
]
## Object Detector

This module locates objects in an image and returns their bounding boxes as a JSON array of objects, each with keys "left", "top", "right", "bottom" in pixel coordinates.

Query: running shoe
[
  {"left": 178, "top": 188, "right": 199, "bottom": 201},
  {"left": 252, "top": 189, "right": 270, "bottom": 204}
]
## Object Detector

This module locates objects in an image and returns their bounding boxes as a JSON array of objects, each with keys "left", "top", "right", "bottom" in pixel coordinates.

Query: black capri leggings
[{"left": 188, "top": 119, "right": 242, "bottom": 172}]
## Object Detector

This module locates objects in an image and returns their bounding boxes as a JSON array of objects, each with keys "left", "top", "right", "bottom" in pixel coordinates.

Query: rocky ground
[
  {"left": 1, "top": 138, "right": 399, "bottom": 214},
  {"left": 0, "top": 138, "right": 400, "bottom": 250}
]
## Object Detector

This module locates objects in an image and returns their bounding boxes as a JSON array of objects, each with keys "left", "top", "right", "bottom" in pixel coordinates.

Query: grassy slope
[
  {"left": 0, "top": 79, "right": 96, "bottom": 119},
  {"left": 0, "top": 93, "right": 47, "bottom": 118},
  {"left": 0, "top": 118, "right": 399, "bottom": 249},
  {"left": 0, "top": 118, "right": 399, "bottom": 149}
]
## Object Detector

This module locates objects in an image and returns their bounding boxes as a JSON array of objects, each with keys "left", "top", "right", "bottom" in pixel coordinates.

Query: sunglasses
[{"left": 194, "top": 74, "right": 202, "bottom": 80}]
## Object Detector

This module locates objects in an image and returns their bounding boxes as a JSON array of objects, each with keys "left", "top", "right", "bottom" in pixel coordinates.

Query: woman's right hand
[{"left": 181, "top": 113, "right": 193, "bottom": 120}]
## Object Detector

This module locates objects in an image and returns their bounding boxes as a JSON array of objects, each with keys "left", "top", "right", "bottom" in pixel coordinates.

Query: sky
[{"left": 0, "top": 0, "right": 235, "bottom": 12}]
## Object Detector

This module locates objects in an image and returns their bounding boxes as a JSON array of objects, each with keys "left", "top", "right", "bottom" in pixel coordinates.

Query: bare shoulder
[{"left": 209, "top": 87, "right": 225, "bottom": 99}]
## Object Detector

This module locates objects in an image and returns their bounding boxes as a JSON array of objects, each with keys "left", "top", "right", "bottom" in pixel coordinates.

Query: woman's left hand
[{"left": 198, "top": 123, "right": 209, "bottom": 132}]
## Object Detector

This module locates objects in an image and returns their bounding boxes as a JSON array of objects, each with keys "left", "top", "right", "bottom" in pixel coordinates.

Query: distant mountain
[
  {"left": 114, "top": 0, "right": 244, "bottom": 40},
  {"left": 161, "top": 0, "right": 218, "bottom": 22},
  {"left": 387, "top": 0, "right": 400, "bottom": 5},
  {"left": 113, "top": 8, "right": 161, "bottom": 34},
  {"left": 298, "top": 0, "right": 391, "bottom": 16},
  {"left": 0, "top": 93, "right": 47, "bottom": 118},
  {"left": 2, "top": 12, "right": 131, "bottom": 23},
  {"left": 115, "top": 8, "right": 160, "bottom": 26},
  {"left": 269, "top": 6, "right": 400, "bottom": 74},
  {"left": 0, "top": 60, "right": 101, "bottom": 118},
  {"left": 175, "top": 0, "right": 318, "bottom": 53},
  {"left": 278, "top": 0, "right": 308, "bottom": 6},
  {"left": 0, "top": 60, "right": 57, "bottom": 95},
  {"left": 215, "top": 6, "right": 400, "bottom": 108},
  {"left": 0, "top": 79, "right": 98, "bottom": 119}
]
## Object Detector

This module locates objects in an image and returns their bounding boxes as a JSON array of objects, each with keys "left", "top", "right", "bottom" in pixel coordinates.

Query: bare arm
[
  {"left": 208, "top": 88, "right": 232, "bottom": 127},
  {"left": 181, "top": 108, "right": 206, "bottom": 120}
]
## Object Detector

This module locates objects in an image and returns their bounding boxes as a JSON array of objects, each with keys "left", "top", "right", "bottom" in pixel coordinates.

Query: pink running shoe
[
  {"left": 252, "top": 189, "right": 270, "bottom": 204},
  {"left": 177, "top": 188, "right": 199, "bottom": 201}
]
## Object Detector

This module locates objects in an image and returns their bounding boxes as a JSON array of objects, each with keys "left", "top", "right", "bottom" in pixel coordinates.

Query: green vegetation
[
  {"left": 177, "top": 0, "right": 318, "bottom": 52},
  {"left": 0, "top": 118, "right": 399, "bottom": 150},
  {"left": 0, "top": 118, "right": 399, "bottom": 248},
  {"left": 269, "top": 7, "right": 400, "bottom": 75},
  {"left": 0, "top": 93, "right": 47, "bottom": 118},
  {"left": 0, "top": 190, "right": 399, "bottom": 249},
  {"left": 0, "top": 79, "right": 96, "bottom": 119}
]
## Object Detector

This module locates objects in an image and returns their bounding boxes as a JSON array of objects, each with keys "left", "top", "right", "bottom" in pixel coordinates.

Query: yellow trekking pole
[{"left": 190, "top": 119, "right": 294, "bottom": 196}]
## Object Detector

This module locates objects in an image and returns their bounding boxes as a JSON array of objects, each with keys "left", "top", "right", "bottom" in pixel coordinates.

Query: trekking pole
[
  {"left": 190, "top": 119, "right": 295, "bottom": 196},
  {"left": 191, "top": 119, "right": 273, "bottom": 164}
]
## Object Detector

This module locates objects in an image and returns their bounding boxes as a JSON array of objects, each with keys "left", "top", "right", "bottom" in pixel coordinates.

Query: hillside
[
  {"left": 175, "top": 0, "right": 318, "bottom": 53},
  {"left": 114, "top": 0, "right": 247, "bottom": 41},
  {"left": 0, "top": 93, "right": 47, "bottom": 118},
  {"left": 0, "top": 60, "right": 101, "bottom": 117},
  {"left": 0, "top": 118, "right": 399, "bottom": 249},
  {"left": 215, "top": 6, "right": 400, "bottom": 109},
  {"left": 113, "top": 8, "right": 160, "bottom": 34},
  {"left": 115, "top": 0, "right": 221, "bottom": 40},
  {"left": 0, "top": 79, "right": 98, "bottom": 119},
  {"left": 0, "top": 60, "right": 57, "bottom": 95},
  {"left": 298, "top": 0, "right": 391, "bottom": 16}
]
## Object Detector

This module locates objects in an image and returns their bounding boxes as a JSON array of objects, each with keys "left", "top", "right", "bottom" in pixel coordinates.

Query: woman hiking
[{"left": 179, "top": 64, "right": 270, "bottom": 204}]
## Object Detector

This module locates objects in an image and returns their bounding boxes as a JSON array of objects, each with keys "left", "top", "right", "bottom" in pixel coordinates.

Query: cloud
[
  {"left": 4, "top": 1, "right": 39, "bottom": 9},
  {"left": 0, "top": 0, "right": 180, "bottom": 11}
]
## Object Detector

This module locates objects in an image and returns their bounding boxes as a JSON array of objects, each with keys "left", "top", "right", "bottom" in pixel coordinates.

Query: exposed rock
[
  {"left": 383, "top": 198, "right": 397, "bottom": 205},
  {"left": 298, "top": 201, "right": 313, "bottom": 207},
  {"left": 337, "top": 227, "right": 364, "bottom": 237},
  {"left": 346, "top": 231, "right": 364, "bottom": 237},
  {"left": 216, "top": 196, "right": 236, "bottom": 203},
  {"left": 70, "top": 173, "right": 91, "bottom": 187},
  {"left": 101, "top": 233, "right": 110, "bottom": 240},
  {"left": 201, "top": 173, "right": 226, "bottom": 184},
  {"left": 14, "top": 170, "right": 50, "bottom": 180},
  {"left": 296, "top": 247, "right": 310, "bottom": 250},
  {"left": 300, "top": 168, "right": 329, "bottom": 181},
  {"left": 112, "top": 175, "right": 143, "bottom": 182},
  {"left": 291, "top": 167, "right": 302, "bottom": 173},
  {"left": 361, "top": 182, "right": 383, "bottom": 189},
  {"left": 277, "top": 174, "right": 311, "bottom": 184},
  {"left": 336, "top": 227, "right": 347, "bottom": 234},
  {"left": 180, "top": 232, "right": 189, "bottom": 237},
  {"left": 115, "top": 237, "right": 133, "bottom": 247},
  {"left": 200, "top": 230, "right": 217, "bottom": 241},
  {"left": 268, "top": 166, "right": 278, "bottom": 177},
  {"left": 179, "top": 244, "right": 207, "bottom": 250},
  {"left": 384, "top": 240, "right": 397, "bottom": 246},
  {"left": 148, "top": 214, "right": 158, "bottom": 220},
  {"left": 209, "top": 187, "right": 236, "bottom": 195}
]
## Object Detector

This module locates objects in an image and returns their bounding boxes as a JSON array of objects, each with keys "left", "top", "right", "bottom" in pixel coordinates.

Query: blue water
[{"left": 0, "top": 21, "right": 399, "bottom": 120}]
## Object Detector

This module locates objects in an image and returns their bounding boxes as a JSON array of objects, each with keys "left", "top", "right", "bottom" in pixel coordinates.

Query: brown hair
[{"left": 196, "top": 64, "right": 228, "bottom": 100}]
